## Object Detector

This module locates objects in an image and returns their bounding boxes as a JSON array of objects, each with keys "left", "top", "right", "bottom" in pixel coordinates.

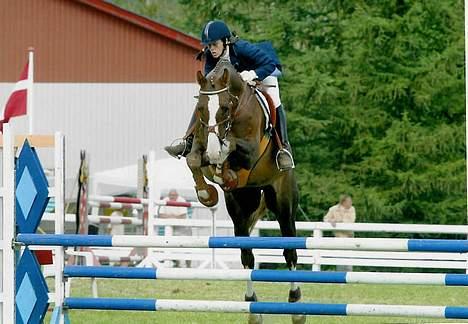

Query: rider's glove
[{"left": 240, "top": 70, "right": 258, "bottom": 85}]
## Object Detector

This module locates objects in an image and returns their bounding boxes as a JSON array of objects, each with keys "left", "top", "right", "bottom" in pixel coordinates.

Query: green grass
[{"left": 45, "top": 277, "right": 468, "bottom": 324}]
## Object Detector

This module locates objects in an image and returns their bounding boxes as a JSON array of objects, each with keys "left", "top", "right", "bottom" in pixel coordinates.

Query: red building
[
  {"left": 1, "top": 0, "right": 202, "bottom": 82},
  {"left": 0, "top": 0, "right": 203, "bottom": 185}
]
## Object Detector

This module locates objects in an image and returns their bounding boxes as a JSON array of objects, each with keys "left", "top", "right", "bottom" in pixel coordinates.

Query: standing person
[
  {"left": 323, "top": 194, "right": 356, "bottom": 271},
  {"left": 158, "top": 189, "right": 191, "bottom": 267},
  {"left": 164, "top": 20, "right": 294, "bottom": 171}
]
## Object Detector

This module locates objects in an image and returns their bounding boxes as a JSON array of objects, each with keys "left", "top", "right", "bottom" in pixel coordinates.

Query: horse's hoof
[
  {"left": 244, "top": 292, "right": 258, "bottom": 302},
  {"left": 196, "top": 184, "right": 218, "bottom": 207},
  {"left": 289, "top": 287, "right": 305, "bottom": 323},
  {"left": 288, "top": 287, "right": 301, "bottom": 303},
  {"left": 292, "top": 314, "right": 306, "bottom": 324},
  {"left": 248, "top": 314, "right": 263, "bottom": 324}
]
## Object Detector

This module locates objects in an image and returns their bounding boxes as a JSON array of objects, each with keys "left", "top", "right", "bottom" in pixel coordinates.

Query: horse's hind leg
[
  {"left": 264, "top": 174, "right": 305, "bottom": 324},
  {"left": 282, "top": 229, "right": 306, "bottom": 324},
  {"left": 225, "top": 188, "right": 263, "bottom": 324}
]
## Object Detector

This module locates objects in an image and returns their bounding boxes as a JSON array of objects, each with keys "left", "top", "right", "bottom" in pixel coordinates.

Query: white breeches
[{"left": 261, "top": 76, "right": 282, "bottom": 108}]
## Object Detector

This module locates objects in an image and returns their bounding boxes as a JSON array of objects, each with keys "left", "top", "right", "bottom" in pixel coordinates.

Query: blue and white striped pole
[
  {"left": 63, "top": 298, "right": 468, "bottom": 318},
  {"left": 63, "top": 266, "right": 468, "bottom": 286},
  {"left": 16, "top": 234, "right": 468, "bottom": 252}
]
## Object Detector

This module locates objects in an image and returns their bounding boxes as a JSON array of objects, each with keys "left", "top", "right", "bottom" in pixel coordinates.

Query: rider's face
[{"left": 208, "top": 40, "right": 225, "bottom": 58}]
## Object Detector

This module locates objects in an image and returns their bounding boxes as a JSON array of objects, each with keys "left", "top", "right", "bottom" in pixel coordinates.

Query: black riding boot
[
  {"left": 275, "top": 105, "right": 295, "bottom": 171},
  {"left": 164, "top": 110, "right": 196, "bottom": 158}
]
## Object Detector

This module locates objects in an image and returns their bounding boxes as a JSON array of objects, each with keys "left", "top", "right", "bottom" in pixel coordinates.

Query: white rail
[{"left": 41, "top": 214, "right": 468, "bottom": 235}]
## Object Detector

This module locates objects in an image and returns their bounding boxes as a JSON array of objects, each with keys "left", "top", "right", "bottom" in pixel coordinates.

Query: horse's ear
[
  {"left": 221, "top": 68, "right": 230, "bottom": 85},
  {"left": 197, "top": 71, "right": 206, "bottom": 86}
]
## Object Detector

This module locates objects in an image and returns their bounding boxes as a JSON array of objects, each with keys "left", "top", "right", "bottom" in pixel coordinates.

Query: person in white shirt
[
  {"left": 323, "top": 194, "right": 356, "bottom": 237},
  {"left": 323, "top": 194, "right": 356, "bottom": 271},
  {"left": 159, "top": 190, "right": 188, "bottom": 222},
  {"left": 158, "top": 189, "right": 191, "bottom": 267}
]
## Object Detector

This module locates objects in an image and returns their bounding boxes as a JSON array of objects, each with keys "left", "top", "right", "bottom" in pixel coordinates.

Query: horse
[
  {"left": 186, "top": 59, "right": 304, "bottom": 324},
  {"left": 186, "top": 59, "right": 305, "bottom": 323}
]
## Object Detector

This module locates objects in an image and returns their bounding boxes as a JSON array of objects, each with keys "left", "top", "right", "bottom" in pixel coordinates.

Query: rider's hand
[{"left": 240, "top": 70, "right": 258, "bottom": 85}]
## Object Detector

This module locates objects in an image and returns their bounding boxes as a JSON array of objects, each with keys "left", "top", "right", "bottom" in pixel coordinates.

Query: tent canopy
[
  {"left": 89, "top": 157, "right": 198, "bottom": 200},
  {"left": 88, "top": 157, "right": 237, "bottom": 224}
]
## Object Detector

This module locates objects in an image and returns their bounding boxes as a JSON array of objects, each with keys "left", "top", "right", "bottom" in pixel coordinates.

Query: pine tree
[{"left": 113, "top": 0, "right": 466, "bottom": 226}]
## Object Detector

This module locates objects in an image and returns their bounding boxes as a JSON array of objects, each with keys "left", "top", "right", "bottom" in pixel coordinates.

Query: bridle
[
  {"left": 199, "top": 87, "right": 229, "bottom": 95},
  {"left": 198, "top": 86, "right": 239, "bottom": 141}
]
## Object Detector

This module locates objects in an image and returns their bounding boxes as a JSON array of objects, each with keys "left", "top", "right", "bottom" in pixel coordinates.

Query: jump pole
[
  {"left": 15, "top": 235, "right": 468, "bottom": 253},
  {"left": 63, "top": 266, "right": 468, "bottom": 286},
  {"left": 63, "top": 298, "right": 468, "bottom": 319}
]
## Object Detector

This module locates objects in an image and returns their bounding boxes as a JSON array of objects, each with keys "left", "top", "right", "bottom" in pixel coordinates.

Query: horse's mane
[
  {"left": 207, "top": 58, "right": 243, "bottom": 93},
  {"left": 209, "top": 58, "right": 236, "bottom": 76}
]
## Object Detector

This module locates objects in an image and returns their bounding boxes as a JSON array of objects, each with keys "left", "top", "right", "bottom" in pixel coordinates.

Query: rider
[{"left": 164, "top": 20, "right": 295, "bottom": 171}]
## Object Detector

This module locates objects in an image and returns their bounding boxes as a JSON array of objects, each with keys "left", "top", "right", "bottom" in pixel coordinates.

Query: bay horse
[{"left": 186, "top": 59, "right": 304, "bottom": 324}]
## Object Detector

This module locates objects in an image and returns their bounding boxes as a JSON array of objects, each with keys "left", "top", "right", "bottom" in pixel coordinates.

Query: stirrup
[
  {"left": 275, "top": 148, "right": 295, "bottom": 171},
  {"left": 165, "top": 138, "right": 188, "bottom": 159}
]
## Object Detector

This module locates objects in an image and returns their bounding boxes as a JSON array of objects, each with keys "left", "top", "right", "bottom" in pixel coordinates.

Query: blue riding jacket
[{"left": 204, "top": 40, "right": 282, "bottom": 81}]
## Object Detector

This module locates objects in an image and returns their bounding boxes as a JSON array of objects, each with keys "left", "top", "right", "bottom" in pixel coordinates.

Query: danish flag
[{"left": 0, "top": 60, "right": 31, "bottom": 132}]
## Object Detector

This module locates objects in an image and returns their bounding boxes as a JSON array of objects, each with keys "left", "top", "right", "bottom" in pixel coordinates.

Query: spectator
[
  {"left": 158, "top": 189, "right": 192, "bottom": 267},
  {"left": 323, "top": 194, "right": 356, "bottom": 271}
]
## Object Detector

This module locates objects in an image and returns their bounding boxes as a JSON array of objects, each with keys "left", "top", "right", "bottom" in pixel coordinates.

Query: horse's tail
[{"left": 248, "top": 192, "right": 267, "bottom": 234}]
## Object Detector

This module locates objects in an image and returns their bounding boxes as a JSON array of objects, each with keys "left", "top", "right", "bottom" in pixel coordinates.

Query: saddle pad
[{"left": 254, "top": 89, "right": 271, "bottom": 131}]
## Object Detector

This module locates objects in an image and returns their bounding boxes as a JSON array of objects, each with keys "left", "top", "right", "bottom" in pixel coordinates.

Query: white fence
[
  {"left": 41, "top": 214, "right": 468, "bottom": 272},
  {"left": 151, "top": 220, "right": 468, "bottom": 272}
]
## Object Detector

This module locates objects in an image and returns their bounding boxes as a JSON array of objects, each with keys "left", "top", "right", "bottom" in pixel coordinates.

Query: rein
[{"left": 199, "top": 116, "right": 232, "bottom": 134}]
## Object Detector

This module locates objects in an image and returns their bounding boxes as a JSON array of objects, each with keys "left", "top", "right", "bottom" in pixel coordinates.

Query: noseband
[{"left": 199, "top": 87, "right": 229, "bottom": 95}]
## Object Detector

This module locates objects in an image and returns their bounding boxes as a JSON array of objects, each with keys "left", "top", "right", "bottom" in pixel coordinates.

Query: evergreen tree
[{"left": 111, "top": 0, "right": 466, "bottom": 226}]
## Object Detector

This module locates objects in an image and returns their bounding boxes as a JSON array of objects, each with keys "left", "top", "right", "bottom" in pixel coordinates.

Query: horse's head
[{"left": 196, "top": 59, "right": 243, "bottom": 165}]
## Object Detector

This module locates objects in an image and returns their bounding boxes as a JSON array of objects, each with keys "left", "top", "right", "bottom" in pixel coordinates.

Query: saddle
[
  {"left": 254, "top": 88, "right": 277, "bottom": 129},
  {"left": 254, "top": 88, "right": 285, "bottom": 150}
]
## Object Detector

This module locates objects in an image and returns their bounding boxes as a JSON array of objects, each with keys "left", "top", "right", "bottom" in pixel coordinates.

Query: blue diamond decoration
[
  {"left": 16, "top": 167, "right": 38, "bottom": 220},
  {"left": 15, "top": 139, "right": 49, "bottom": 233},
  {"left": 15, "top": 247, "right": 49, "bottom": 324},
  {"left": 16, "top": 273, "right": 37, "bottom": 323}
]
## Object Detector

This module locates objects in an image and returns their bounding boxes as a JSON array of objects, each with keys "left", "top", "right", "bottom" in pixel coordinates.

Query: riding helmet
[{"left": 201, "top": 20, "right": 231, "bottom": 45}]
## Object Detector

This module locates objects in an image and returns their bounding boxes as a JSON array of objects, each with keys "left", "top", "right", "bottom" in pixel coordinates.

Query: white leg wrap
[
  {"left": 198, "top": 190, "right": 210, "bottom": 199},
  {"left": 290, "top": 266, "right": 298, "bottom": 291},
  {"left": 246, "top": 280, "right": 254, "bottom": 297}
]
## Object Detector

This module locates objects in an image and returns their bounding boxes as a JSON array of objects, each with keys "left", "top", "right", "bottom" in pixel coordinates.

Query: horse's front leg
[{"left": 186, "top": 149, "right": 218, "bottom": 207}]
